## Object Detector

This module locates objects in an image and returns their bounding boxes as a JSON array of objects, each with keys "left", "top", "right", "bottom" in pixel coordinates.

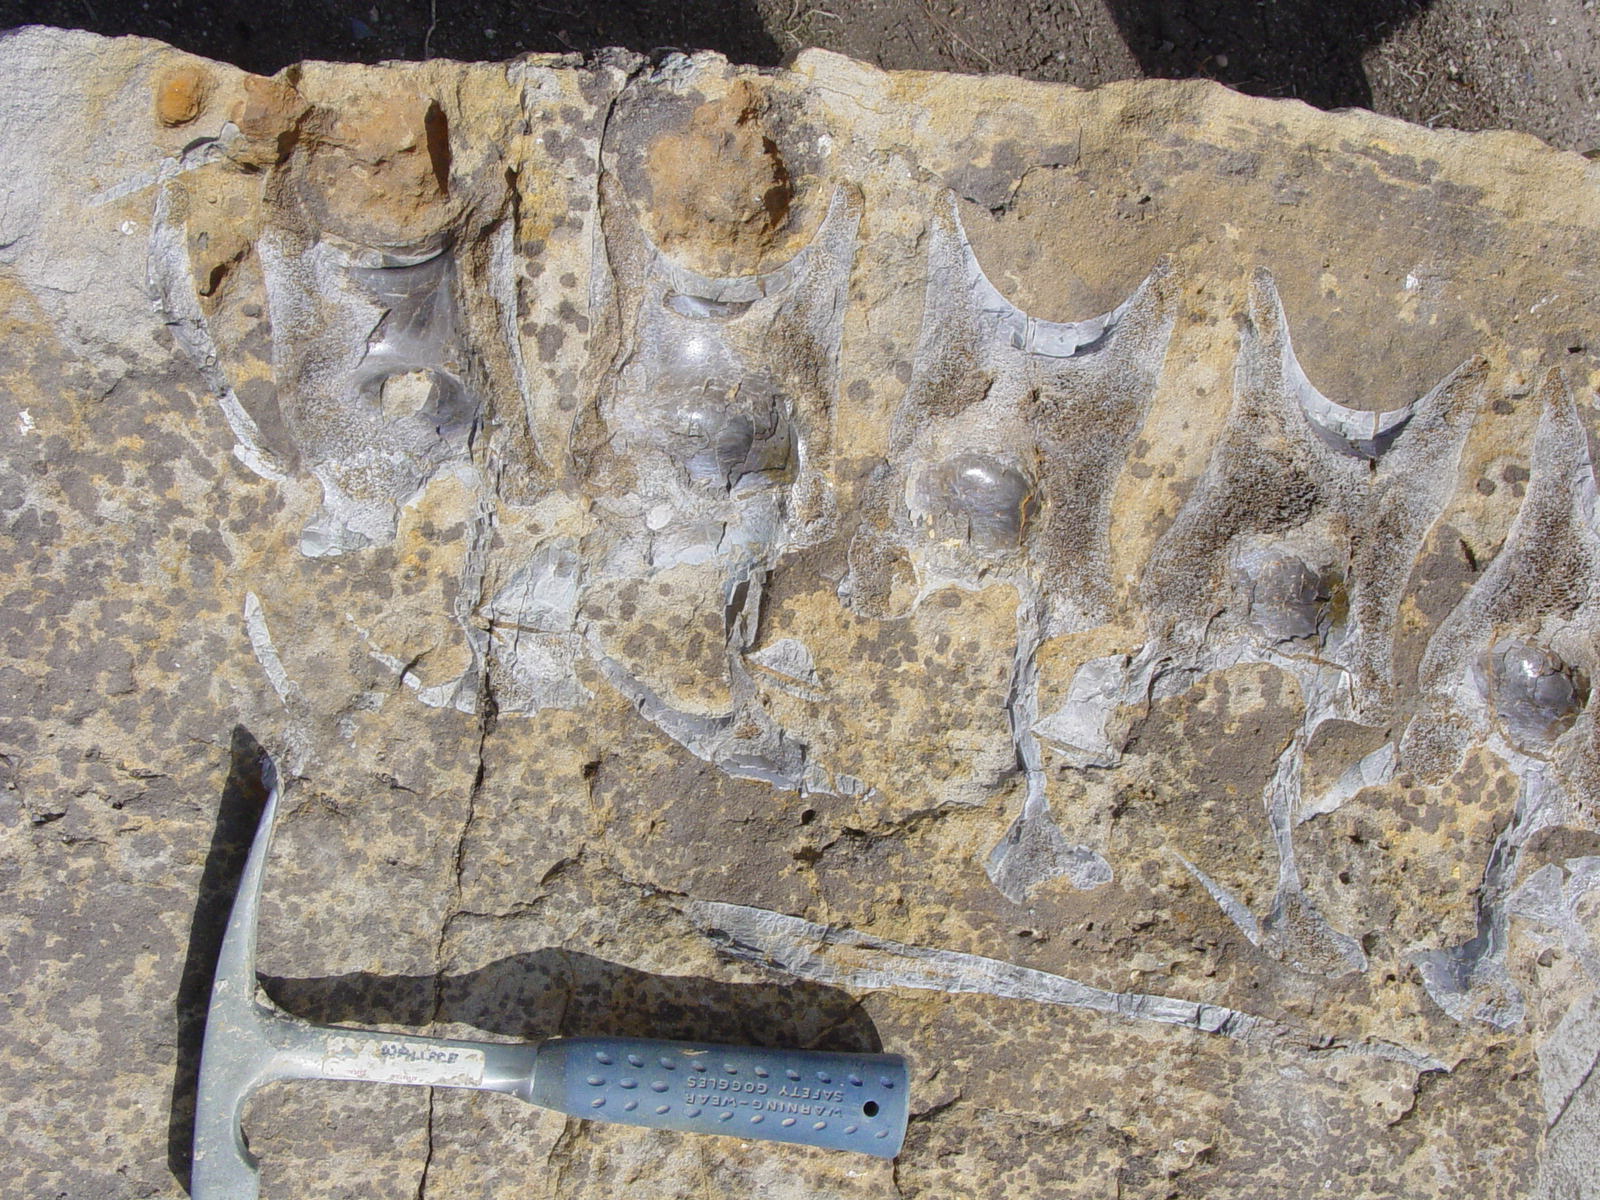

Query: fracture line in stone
[
  {"left": 351, "top": 473, "right": 498, "bottom": 714},
  {"left": 449, "top": 481, "right": 498, "bottom": 714},
  {"left": 1532, "top": 988, "right": 1600, "bottom": 1128},
  {"left": 686, "top": 899, "right": 1446, "bottom": 1071}
]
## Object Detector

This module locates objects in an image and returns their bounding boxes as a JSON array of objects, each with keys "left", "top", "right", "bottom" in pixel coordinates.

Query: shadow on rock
[
  {"left": 261, "top": 950, "right": 882, "bottom": 1054},
  {"left": 0, "top": 0, "right": 785, "bottom": 76},
  {"left": 167, "top": 725, "right": 274, "bottom": 1195},
  {"left": 1103, "top": 0, "right": 1433, "bottom": 109}
]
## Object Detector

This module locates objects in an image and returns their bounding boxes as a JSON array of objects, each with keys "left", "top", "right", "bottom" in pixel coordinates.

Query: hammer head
[{"left": 192, "top": 752, "right": 281, "bottom": 1200}]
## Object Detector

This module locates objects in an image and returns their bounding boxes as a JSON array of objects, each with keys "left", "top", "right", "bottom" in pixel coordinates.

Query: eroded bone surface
[{"left": 4, "top": 27, "right": 1600, "bottom": 1200}]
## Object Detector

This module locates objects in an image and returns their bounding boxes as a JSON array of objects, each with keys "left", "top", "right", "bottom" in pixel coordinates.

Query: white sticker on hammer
[{"left": 322, "top": 1037, "right": 486, "bottom": 1087}]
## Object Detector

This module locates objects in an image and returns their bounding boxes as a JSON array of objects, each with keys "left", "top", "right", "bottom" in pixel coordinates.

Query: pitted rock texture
[{"left": 1, "top": 24, "right": 1599, "bottom": 1200}]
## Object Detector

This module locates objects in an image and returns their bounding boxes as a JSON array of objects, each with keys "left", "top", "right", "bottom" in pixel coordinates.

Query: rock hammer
[{"left": 191, "top": 754, "right": 909, "bottom": 1198}]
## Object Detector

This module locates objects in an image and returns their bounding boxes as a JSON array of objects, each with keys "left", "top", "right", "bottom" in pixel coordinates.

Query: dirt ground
[{"left": 1, "top": 0, "right": 1597, "bottom": 151}]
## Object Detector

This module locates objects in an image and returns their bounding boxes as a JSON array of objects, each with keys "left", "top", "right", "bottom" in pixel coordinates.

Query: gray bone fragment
[
  {"left": 257, "top": 232, "right": 483, "bottom": 557},
  {"left": 686, "top": 899, "right": 1444, "bottom": 1071},
  {"left": 148, "top": 174, "right": 289, "bottom": 482},
  {"left": 1483, "top": 639, "right": 1591, "bottom": 752},
  {"left": 745, "top": 637, "right": 824, "bottom": 698},
  {"left": 986, "top": 792, "right": 1115, "bottom": 903},
  {"left": 1031, "top": 647, "right": 1165, "bottom": 769}
]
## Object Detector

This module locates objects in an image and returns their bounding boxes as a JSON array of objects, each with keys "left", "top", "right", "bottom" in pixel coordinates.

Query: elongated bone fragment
[
  {"left": 148, "top": 178, "right": 289, "bottom": 482},
  {"left": 684, "top": 900, "right": 1444, "bottom": 1071}
]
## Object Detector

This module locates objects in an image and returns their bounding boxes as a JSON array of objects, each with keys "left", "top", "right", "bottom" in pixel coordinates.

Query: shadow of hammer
[{"left": 192, "top": 754, "right": 910, "bottom": 1198}]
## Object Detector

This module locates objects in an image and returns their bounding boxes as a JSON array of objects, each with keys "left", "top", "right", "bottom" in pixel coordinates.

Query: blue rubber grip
[{"left": 529, "top": 1037, "right": 909, "bottom": 1158}]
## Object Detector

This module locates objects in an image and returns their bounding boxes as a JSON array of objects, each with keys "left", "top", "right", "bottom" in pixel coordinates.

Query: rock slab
[{"left": 1, "top": 24, "right": 1599, "bottom": 1200}]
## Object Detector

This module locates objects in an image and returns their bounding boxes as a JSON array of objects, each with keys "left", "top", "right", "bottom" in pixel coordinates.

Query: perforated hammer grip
[{"left": 529, "top": 1037, "right": 909, "bottom": 1157}]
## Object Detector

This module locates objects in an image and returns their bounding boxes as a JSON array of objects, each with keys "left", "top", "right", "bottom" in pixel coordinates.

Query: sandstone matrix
[{"left": 1, "top": 22, "right": 1599, "bottom": 1200}]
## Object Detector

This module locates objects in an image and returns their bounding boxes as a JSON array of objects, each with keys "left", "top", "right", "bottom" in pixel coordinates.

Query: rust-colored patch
[
  {"left": 641, "top": 80, "right": 796, "bottom": 276},
  {"left": 154, "top": 65, "right": 208, "bottom": 127},
  {"left": 227, "top": 73, "right": 309, "bottom": 168},
  {"left": 293, "top": 92, "right": 455, "bottom": 247}
]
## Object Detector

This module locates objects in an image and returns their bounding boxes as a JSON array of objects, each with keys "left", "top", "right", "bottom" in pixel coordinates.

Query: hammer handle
[{"left": 529, "top": 1036, "right": 909, "bottom": 1158}]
